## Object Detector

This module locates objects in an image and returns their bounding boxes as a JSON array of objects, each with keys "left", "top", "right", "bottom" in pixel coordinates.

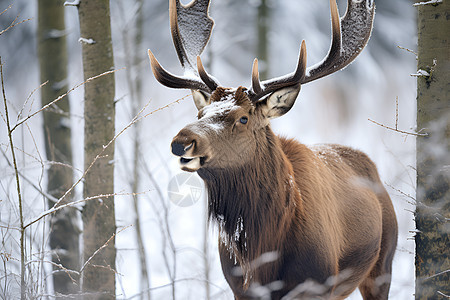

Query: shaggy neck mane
[{"left": 197, "top": 126, "right": 300, "bottom": 283}]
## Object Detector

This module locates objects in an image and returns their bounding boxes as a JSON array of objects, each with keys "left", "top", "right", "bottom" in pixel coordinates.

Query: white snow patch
[
  {"left": 64, "top": 0, "right": 80, "bottom": 6},
  {"left": 78, "top": 37, "right": 96, "bottom": 45},
  {"left": 410, "top": 69, "right": 430, "bottom": 77},
  {"left": 201, "top": 96, "right": 239, "bottom": 119},
  {"left": 413, "top": 0, "right": 442, "bottom": 6}
]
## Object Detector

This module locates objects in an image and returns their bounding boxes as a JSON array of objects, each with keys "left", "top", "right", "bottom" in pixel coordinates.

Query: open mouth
[{"left": 179, "top": 156, "right": 207, "bottom": 171}]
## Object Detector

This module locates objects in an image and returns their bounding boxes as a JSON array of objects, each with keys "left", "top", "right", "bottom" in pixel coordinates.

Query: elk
[{"left": 148, "top": 0, "right": 398, "bottom": 298}]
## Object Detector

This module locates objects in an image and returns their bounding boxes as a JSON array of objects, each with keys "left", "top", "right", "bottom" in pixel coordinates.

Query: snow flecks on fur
[
  {"left": 195, "top": 92, "right": 239, "bottom": 135},
  {"left": 204, "top": 121, "right": 224, "bottom": 132},
  {"left": 201, "top": 94, "right": 238, "bottom": 120},
  {"left": 311, "top": 144, "right": 343, "bottom": 166},
  {"left": 286, "top": 174, "right": 300, "bottom": 204}
]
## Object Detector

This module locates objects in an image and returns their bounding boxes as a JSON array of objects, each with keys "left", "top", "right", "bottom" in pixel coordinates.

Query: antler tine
[
  {"left": 148, "top": 50, "right": 210, "bottom": 91},
  {"left": 148, "top": 0, "right": 219, "bottom": 93},
  {"left": 197, "top": 56, "right": 219, "bottom": 91},
  {"left": 251, "top": 59, "right": 263, "bottom": 95},
  {"left": 249, "top": 40, "right": 307, "bottom": 102},
  {"left": 302, "top": 0, "right": 375, "bottom": 84}
]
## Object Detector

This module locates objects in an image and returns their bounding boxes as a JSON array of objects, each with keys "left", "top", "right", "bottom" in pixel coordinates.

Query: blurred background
[{"left": 0, "top": 0, "right": 417, "bottom": 298}]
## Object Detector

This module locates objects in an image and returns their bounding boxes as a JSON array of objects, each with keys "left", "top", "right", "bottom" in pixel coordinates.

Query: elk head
[{"left": 148, "top": 0, "right": 375, "bottom": 172}]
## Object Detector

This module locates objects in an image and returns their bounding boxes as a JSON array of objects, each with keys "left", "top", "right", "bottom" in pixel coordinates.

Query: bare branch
[
  {"left": 17, "top": 80, "right": 49, "bottom": 121},
  {"left": 25, "top": 92, "right": 181, "bottom": 227},
  {"left": 0, "top": 148, "right": 59, "bottom": 204},
  {"left": 0, "top": 4, "right": 13, "bottom": 17},
  {"left": 1, "top": 56, "right": 26, "bottom": 299},
  {"left": 436, "top": 291, "right": 450, "bottom": 298},
  {"left": 397, "top": 45, "right": 418, "bottom": 58},
  {"left": 368, "top": 97, "right": 428, "bottom": 137},
  {"left": 12, "top": 69, "right": 123, "bottom": 131},
  {"left": 385, "top": 183, "right": 416, "bottom": 206},
  {"left": 0, "top": 12, "right": 32, "bottom": 36},
  {"left": 24, "top": 191, "right": 151, "bottom": 229},
  {"left": 421, "top": 269, "right": 450, "bottom": 281},
  {"left": 368, "top": 119, "right": 428, "bottom": 137},
  {"left": 80, "top": 225, "right": 131, "bottom": 274}
]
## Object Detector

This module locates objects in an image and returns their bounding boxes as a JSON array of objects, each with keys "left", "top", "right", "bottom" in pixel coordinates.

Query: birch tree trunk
[
  {"left": 415, "top": 1, "right": 450, "bottom": 299},
  {"left": 37, "top": 0, "right": 80, "bottom": 297},
  {"left": 78, "top": 0, "right": 116, "bottom": 298}
]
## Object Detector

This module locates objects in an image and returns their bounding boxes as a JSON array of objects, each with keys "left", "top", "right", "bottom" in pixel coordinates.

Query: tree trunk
[
  {"left": 78, "top": 0, "right": 116, "bottom": 298},
  {"left": 37, "top": 0, "right": 80, "bottom": 297},
  {"left": 415, "top": 1, "right": 450, "bottom": 299},
  {"left": 256, "top": 0, "right": 270, "bottom": 80}
]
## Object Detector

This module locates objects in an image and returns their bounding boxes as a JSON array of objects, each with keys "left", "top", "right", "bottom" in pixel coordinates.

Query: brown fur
[{"left": 172, "top": 88, "right": 398, "bottom": 299}]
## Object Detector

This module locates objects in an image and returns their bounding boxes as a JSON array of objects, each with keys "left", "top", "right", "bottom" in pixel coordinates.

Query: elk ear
[
  {"left": 192, "top": 90, "right": 211, "bottom": 110},
  {"left": 258, "top": 84, "right": 301, "bottom": 119}
]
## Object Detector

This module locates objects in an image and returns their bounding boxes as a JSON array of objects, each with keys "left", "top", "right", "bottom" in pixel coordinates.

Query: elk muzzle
[{"left": 171, "top": 127, "right": 209, "bottom": 172}]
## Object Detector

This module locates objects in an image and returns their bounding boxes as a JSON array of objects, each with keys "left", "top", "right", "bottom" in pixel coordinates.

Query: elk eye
[{"left": 239, "top": 116, "right": 248, "bottom": 124}]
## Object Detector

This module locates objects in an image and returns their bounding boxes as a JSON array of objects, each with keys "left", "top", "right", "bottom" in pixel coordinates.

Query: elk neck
[{"left": 196, "top": 125, "right": 301, "bottom": 266}]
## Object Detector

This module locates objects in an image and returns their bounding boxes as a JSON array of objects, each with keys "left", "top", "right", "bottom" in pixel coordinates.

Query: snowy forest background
[{"left": 0, "top": 0, "right": 418, "bottom": 299}]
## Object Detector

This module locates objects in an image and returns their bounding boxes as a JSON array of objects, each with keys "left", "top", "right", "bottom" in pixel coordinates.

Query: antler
[
  {"left": 151, "top": 0, "right": 375, "bottom": 102},
  {"left": 303, "top": 0, "right": 375, "bottom": 83},
  {"left": 249, "top": 0, "right": 375, "bottom": 101},
  {"left": 249, "top": 41, "right": 307, "bottom": 102},
  {"left": 148, "top": 0, "right": 219, "bottom": 93}
]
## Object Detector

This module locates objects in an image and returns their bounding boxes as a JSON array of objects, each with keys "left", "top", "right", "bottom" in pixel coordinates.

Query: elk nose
[
  {"left": 171, "top": 142, "right": 185, "bottom": 156},
  {"left": 171, "top": 141, "right": 194, "bottom": 156}
]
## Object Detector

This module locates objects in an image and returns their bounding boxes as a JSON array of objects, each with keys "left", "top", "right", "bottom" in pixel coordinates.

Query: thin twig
[
  {"left": 395, "top": 96, "right": 399, "bottom": 130},
  {"left": 12, "top": 69, "right": 122, "bottom": 131},
  {"left": 17, "top": 80, "right": 49, "bottom": 121},
  {"left": 26, "top": 259, "right": 79, "bottom": 284},
  {"left": 13, "top": 70, "right": 124, "bottom": 218},
  {"left": 124, "top": 277, "right": 228, "bottom": 299},
  {"left": 368, "top": 96, "right": 428, "bottom": 137},
  {"left": 385, "top": 182, "right": 416, "bottom": 206},
  {"left": 79, "top": 225, "right": 131, "bottom": 274},
  {"left": 436, "top": 291, "right": 450, "bottom": 298},
  {"left": 1, "top": 56, "right": 26, "bottom": 300},
  {"left": 397, "top": 45, "right": 418, "bottom": 58},
  {"left": 140, "top": 94, "right": 190, "bottom": 119},
  {"left": 0, "top": 4, "right": 13, "bottom": 17},
  {"left": 25, "top": 191, "right": 150, "bottom": 229},
  {"left": 421, "top": 269, "right": 450, "bottom": 281},
  {"left": 50, "top": 92, "right": 187, "bottom": 210},
  {"left": 0, "top": 148, "right": 59, "bottom": 204},
  {"left": 0, "top": 14, "right": 32, "bottom": 36},
  {"left": 38, "top": 291, "right": 111, "bottom": 299},
  {"left": 368, "top": 119, "right": 427, "bottom": 137},
  {"left": 139, "top": 155, "right": 179, "bottom": 298}
]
